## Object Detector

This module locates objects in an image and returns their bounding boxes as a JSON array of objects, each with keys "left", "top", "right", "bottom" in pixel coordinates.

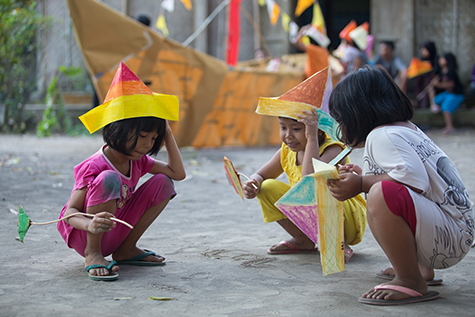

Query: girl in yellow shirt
[{"left": 243, "top": 109, "right": 366, "bottom": 262}]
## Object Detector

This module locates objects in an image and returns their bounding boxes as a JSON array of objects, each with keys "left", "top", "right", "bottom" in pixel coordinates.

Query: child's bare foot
[
  {"left": 344, "top": 248, "right": 353, "bottom": 263},
  {"left": 380, "top": 265, "right": 436, "bottom": 282},
  {"left": 85, "top": 253, "right": 119, "bottom": 276},
  {"left": 113, "top": 246, "right": 165, "bottom": 264},
  {"left": 361, "top": 277, "right": 428, "bottom": 302}
]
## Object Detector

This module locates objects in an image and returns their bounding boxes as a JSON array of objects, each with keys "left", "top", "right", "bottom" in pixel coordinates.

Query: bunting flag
[
  {"left": 258, "top": 0, "right": 265, "bottom": 6},
  {"left": 226, "top": 0, "right": 241, "bottom": 66},
  {"left": 295, "top": 0, "right": 314, "bottom": 17},
  {"left": 265, "top": 0, "right": 280, "bottom": 25},
  {"left": 281, "top": 12, "right": 290, "bottom": 33},
  {"left": 311, "top": 1, "right": 326, "bottom": 34},
  {"left": 180, "top": 0, "right": 192, "bottom": 11},
  {"left": 155, "top": 14, "right": 169, "bottom": 37},
  {"left": 288, "top": 21, "right": 299, "bottom": 41},
  {"left": 161, "top": 0, "right": 174, "bottom": 12},
  {"left": 407, "top": 57, "right": 433, "bottom": 79}
]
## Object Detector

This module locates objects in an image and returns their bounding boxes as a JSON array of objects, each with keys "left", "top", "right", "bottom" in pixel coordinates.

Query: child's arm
[
  {"left": 148, "top": 122, "right": 186, "bottom": 181},
  {"left": 327, "top": 166, "right": 396, "bottom": 201},
  {"left": 243, "top": 149, "right": 284, "bottom": 199},
  {"left": 63, "top": 188, "right": 116, "bottom": 233},
  {"left": 298, "top": 108, "right": 343, "bottom": 175}
]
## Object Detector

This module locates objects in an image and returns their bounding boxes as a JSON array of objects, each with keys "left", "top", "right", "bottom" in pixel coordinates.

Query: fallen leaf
[
  {"left": 10, "top": 208, "right": 19, "bottom": 216},
  {"left": 149, "top": 296, "right": 175, "bottom": 301},
  {"left": 113, "top": 297, "right": 133, "bottom": 300}
]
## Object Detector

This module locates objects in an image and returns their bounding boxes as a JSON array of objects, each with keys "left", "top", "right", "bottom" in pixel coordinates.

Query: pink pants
[{"left": 68, "top": 172, "right": 176, "bottom": 257}]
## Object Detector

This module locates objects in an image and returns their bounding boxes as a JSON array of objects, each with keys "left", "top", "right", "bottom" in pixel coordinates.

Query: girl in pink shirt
[{"left": 58, "top": 117, "right": 185, "bottom": 281}]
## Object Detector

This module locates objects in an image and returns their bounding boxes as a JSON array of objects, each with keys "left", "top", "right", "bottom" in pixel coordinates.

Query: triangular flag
[
  {"left": 339, "top": 20, "right": 357, "bottom": 42},
  {"left": 289, "top": 21, "right": 299, "bottom": 41},
  {"left": 161, "top": 0, "right": 174, "bottom": 12},
  {"left": 259, "top": 0, "right": 266, "bottom": 6},
  {"left": 349, "top": 22, "right": 369, "bottom": 50},
  {"left": 311, "top": 1, "right": 326, "bottom": 35},
  {"left": 281, "top": 12, "right": 290, "bottom": 33},
  {"left": 407, "top": 57, "right": 433, "bottom": 79},
  {"left": 265, "top": 0, "right": 280, "bottom": 25},
  {"left": 180, "top": 0, "right": 192, "bottom": 10},
  {"left": 155, "top": 14, "right": 169, "bottom": 37},
  {"left": 295, "top": 0, "right": 314, "bottom": 17}
]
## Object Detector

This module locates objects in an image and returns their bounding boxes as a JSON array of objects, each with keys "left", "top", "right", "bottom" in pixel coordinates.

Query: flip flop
[
  {"left": 358, "top": 284, "right": 440, "bottom": 306},
  {"left": 267, "top": 240, "right": 318, "bottom": 255},
  {"left": 86, "top": 260, "right": 119, "bottom": 281},
  {"left": 376, "top": 271, "right": 443, "bottom": 286},
  {"left": 116, "top": 249, "right": 166, "bottom": 266}
]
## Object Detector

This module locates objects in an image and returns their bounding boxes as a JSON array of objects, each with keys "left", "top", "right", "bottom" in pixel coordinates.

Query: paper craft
[
  {"left": 17, "top": 205, "right": 133, "bottom": 243},
  {"left": 407, "top": 57, "right": 433, "bottom": 79},
  {"left": 223, "top": 156, "right": 245, "bottom": 201},
  {"left": 349, "top": 22, "right": 369, "bottom": 50},
  {"left": 256, "top": 67, "right": 341, "bottom": 142},
  {"left": 275, "top": 158, "right": 345, "bottom": 276},
  {"left": 339, "top": 20, "right": 357, "bottom": 42},
  {"left": 79, "top": 62, "right": 179, "bottom": 134}
]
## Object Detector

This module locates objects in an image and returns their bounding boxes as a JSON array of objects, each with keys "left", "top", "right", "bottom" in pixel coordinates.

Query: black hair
[
  {"left": 102, "top": 117, "right": 166, "bottom": 156},
  {"left": 380, "top": 41, "right": 395, "bottom": 50},
  {"left": 421, "top": 41, "right": 437, "bottom": 64},
  {"left": 441, "top": 52, "right": 458, "bottom": 72},
  {"left": 329, "top": 66, "right": 413, "bottom": 147}
]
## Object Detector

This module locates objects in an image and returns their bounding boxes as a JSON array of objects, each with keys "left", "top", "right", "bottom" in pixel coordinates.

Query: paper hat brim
[{"left": 79, "top": 92, "right": 179, "bottom": 133}]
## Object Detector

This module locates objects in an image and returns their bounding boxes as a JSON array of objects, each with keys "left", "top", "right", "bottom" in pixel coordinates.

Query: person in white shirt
[{"left": 327, "top": 66, "right": 474, "bottom": 306}]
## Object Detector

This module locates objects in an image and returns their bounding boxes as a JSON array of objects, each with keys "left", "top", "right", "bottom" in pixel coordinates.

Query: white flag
[{"left": 161, "top": 0, "right": 175, "bottom": 12}]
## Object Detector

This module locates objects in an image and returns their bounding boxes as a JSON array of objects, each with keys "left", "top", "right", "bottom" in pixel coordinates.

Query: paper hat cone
[
  {"left": 339, "top": 20, "right": 357, "bottom": 42},
  {"left": 79, "top": 62, "right": 179, "bottom": 133},
  {"left": 256, "top": 67, "right": 341, "bottom": 141},
  {"left": 407, "top": 57, "right": 433, "bottom": 79},
  {"left": 349, "top": 22, "right": 369, "bottom": 50}
]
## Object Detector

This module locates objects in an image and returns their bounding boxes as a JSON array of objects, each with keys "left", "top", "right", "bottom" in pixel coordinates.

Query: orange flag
[
  {"left": 180, "top": 0, "right": 192, "bottom": 10},
  {"left": 295, "top": 0, "right": 314, "bottom": 17},
  {"left": 407, "top": 57, "right": 433, "bottom": 79}
]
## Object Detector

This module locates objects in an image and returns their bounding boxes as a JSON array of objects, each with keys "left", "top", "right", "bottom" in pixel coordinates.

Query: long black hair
[
  {"left": 102, "top": 116, "right": 166, "bottom": 156},
  {"left": 329, "top": 66, "right": 413, "bottom": 147}
]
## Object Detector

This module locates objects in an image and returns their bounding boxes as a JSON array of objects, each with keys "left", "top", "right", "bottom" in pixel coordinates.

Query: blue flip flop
[
  {"left": 86, "top": 260, "right": 119, "bottom": 281},
  {"left": 116, "top": 249, "right": 166, "bottom": 266}
]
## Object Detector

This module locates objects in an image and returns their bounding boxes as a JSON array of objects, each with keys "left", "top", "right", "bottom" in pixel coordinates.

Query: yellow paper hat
[
  {"left": 256, "top": 66, "right": 331, "bottom": 120},
  {"left": 79, "top": 62, "right": 179, "bottom": 133},
  {"left": 256, "top": 66, "right": 341, "bottom": 141}
]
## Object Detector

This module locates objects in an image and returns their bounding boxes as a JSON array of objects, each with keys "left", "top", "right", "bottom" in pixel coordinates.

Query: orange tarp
[{"left": 67, "top": 0, "right": 306, "bottom": 147}]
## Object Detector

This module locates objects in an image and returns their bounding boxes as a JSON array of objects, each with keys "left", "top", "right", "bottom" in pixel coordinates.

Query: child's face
[
  {"left": 279, "top": 117, "right": 307, "bottom": 152},
  {"left": 420, "top": 47, "right": 430, "bottom": 59},
  {"left": 126, "top": 130, "right": 158, "bottom": 160},
  {"left": 438, "top": 56, "right": 447, "bottom": 67}
]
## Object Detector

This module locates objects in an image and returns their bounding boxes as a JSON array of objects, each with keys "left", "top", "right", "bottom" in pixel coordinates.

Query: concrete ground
[{"left": 1, "top": 128, "right": 474, "bottom": 316}]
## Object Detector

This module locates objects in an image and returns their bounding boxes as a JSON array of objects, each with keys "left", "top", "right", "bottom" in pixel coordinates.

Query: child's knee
[{"left": 366, "top": 181, "right": 384, "bottom": 216}]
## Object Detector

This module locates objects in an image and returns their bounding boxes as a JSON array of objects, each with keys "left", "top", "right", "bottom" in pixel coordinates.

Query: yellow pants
[{"left": 257, "top": 179, "right": 367, "bottom": 245}]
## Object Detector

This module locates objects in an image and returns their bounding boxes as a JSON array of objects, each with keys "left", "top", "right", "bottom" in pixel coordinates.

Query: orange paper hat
[
  {"left": 339, "top": 20, "right": 357, "bottom": 42},
  {"left": 407, "top": 57, "right": 433, "bottom": 79},
  {"left": 255, "top": 67, "right": 341, "bottom": 141},
  {"left": 349, "top": 22, "right": 369, "bottom": 50},
  {"left": 79, "top": 62, "right": 179, "bottom": 133}
]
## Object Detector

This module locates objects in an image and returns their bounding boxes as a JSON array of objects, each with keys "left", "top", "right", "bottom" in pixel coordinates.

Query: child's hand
[
  {"left": 327, "top": 173, "right": 362, "bottom": 201},
  {"left": 298, "top": 108, "right": 319, "bottom": 141},
  {"left": 86, "top": 212, "right": 116, "bottom": 234},
  {"left": 338, "top": 163, "right": 362, "bottom": 175},
  {"left": 243, "top": 179, "right": 260, "bottom": 199}
]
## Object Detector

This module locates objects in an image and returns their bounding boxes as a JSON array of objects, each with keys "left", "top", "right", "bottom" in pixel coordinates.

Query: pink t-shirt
[{"left": 57, "top": 146, "right": 155, "bottom": 244}]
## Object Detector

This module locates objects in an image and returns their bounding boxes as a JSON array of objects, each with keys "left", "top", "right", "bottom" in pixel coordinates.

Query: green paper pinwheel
[{"left": 17, "top": 205, "right": 133, "bottom": 243}]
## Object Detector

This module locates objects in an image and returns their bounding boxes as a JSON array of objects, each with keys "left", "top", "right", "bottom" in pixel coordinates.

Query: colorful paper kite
[
  {"left": 79, "top": 62, "right": 179, "bottom": 134},
  {"left": 255, "top": 66, "right": 341, "bottom": 142},
  {"left": 222, "top": 156, "right": 257, "bottom": 201},
  {"left": 407, "top": 57, "right": 433, "bottom": 79},
  {"left": 275, "top": 158, "right": 345, "bottom": 276},
  {"left": 17, "top": 205, "right": 133, "bottom": 243}
]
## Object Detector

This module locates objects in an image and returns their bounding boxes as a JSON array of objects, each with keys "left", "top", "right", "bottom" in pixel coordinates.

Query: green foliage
[{"left": 0, "top": 0, "right": 49, "bottom": 132}]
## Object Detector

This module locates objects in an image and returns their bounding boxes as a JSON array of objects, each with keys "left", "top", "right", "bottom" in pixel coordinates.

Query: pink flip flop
[
  {"left": 358, "top": 284, "right": 439, "bottom": 306},
  {"left": 267, "top": 240, "right": 318, "bottom": 255}
]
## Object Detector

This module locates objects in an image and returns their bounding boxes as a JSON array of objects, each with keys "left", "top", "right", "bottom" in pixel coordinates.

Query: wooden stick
[
  {"left": 237, "top": 172, "right": 259, "bottom": 190},
  {"left": 30, "top": 212, "right": 134, "bottom": 229}
]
